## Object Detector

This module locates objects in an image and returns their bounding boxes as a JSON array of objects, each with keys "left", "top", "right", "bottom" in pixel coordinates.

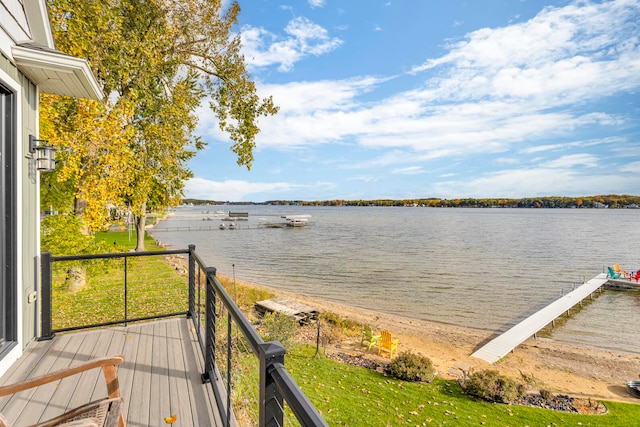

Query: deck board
[
  {"left": 178, "top": 317, "right": 219, "bottom": 425},
  {"left": 128, "top": 322, "right": 154, "bottom": 426},
  {"left": 0, "top": 318, "right": 219, "bottom": 426},
  {"left": 471, "top": 273, "right": 609, "bottom": 364},
  {"left": 150, "top": 321, "right": 171, "bottom": 426},
  {"left": 167, "top": 317, "right": 195, "bottom": 425}
]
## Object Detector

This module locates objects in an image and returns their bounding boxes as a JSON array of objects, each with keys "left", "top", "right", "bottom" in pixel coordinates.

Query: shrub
[
  {"left": 260, "top": 312, "right": 298, "bottom": 350},
  {"left": 385, "top": 351, "right": 436, "bottom": 382},
  {"left": 320, "top": 312, "right": 361, "bottom": 335},
  {"left": 316, "top": 311, "right": 362, "bottom": 344},
  {"left": 42, "top": 214, "right": 115, "bottom": 255},
  {"left": 464, "top": 370, "right": 523, "bottom": 403}
]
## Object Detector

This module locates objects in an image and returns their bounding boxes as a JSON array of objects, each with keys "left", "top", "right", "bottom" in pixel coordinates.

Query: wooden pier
[
  {"left": 255, "top": 297, "right": 319, "bottom": 325},
  {"left": 471, "top": 273, "right": 609, "bottom": 364}
]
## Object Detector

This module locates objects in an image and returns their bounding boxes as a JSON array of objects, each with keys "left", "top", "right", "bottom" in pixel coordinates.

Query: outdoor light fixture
[{"left": 29, "top": 134, "right": 56, "bottom": 172}]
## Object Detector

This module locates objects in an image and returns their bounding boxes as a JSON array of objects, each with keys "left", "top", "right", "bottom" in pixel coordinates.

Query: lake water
[{"left": 150, "top": 205, "right": 640, "bottom": 353}]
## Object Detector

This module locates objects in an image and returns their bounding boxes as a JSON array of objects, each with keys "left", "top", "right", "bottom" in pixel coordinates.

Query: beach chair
[
  {"left": 0, "top": 355, "right": 126, "bottom": 427},
  {"left": 378, "top": 330, "right": 399, "bottom": 359},
  {"left": 361, "top": 325, "right": 381, "bottom": 350},
  {"left": 613, "top": 264, "right": 630, "bottom": 278},
  {"left": 631, "top": 270, "right": 640, "bottom": 283},
  {"left": 607, "top": 266, "right": 621, "bottom": 279}
]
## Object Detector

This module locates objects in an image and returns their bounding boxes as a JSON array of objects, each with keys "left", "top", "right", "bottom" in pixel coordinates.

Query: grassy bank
[{"left": 285, "top": 345, "right": 640, "bottom": 426}]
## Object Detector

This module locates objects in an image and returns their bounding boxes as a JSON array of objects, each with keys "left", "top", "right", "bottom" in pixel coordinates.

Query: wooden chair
[
  {"left": 378, "top": 330, "right": 399, "bottom": 359},
  {"left": 613, "top": 264, "right": 631, "bottom": 279},
  {"left": 0, "top": 356, "right": 126, "bottom": 427},
  {"left": 607, "top": 266, "right": 621, "bottom": 279},
  {"left": 360, "top": 325, "right": 381, "bottom": 350}
]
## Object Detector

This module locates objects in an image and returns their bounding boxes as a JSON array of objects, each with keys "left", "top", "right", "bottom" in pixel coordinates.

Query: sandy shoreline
[{"left": 244, "top": 282, "right": 640, "bottom": 404}]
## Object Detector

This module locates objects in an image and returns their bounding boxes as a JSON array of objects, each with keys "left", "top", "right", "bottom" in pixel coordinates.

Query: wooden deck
[
  {"left": 0, "top": 318, "right": 222, "bottom": 427},
  {"left": 471, "top": 273, "right": 609, "bottom": 364}
]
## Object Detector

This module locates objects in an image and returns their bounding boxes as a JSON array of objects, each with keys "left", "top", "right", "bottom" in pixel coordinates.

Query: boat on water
[
  {"left": 283, "top": 215, "right": 311, "bottom": 227},
  {"left": 627, "top": 381, "right": 640, "bottom": 399},
  {"left": 287, "top": 218, "right": 308, "bottom": 227}
]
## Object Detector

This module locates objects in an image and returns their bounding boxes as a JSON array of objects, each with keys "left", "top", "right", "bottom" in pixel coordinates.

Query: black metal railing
[{"left": 41, "top": 246, "right": 327, "bottom": 427}]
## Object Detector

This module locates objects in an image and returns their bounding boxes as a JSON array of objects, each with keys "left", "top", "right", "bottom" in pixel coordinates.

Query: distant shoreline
[{"left": 181, "top": 194, "right": 640, "bottom": 209}]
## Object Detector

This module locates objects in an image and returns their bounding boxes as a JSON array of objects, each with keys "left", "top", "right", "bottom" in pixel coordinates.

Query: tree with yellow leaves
[{"left": 42, "top": 0, "right": 278, "bottom": 249}]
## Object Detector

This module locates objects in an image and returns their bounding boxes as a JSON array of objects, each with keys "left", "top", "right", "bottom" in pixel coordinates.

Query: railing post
[
  {"left": 124, "top": 256, "right": 128, "bottom": 325},
  {"left": 188, "top": 244, "right": 196, "bottom": 318},
  {"left": 259, "top": 341, "right": 286, "bottom": 427},
  {"left": 39, "top": 252, "right": 54, "bottom": 340},
  {"left": 202, "top": 266, "right": 217, "bottom": 384}
]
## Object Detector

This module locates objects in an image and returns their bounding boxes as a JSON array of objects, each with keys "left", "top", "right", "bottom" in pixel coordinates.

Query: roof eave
[{"left": 12, "top": 44, "right": 102, "bottom": 101}]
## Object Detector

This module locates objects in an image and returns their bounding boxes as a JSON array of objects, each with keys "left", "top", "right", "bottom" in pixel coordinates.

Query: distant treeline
[{"left": 183, "top": 194, "right": 640, "bottom": 209}]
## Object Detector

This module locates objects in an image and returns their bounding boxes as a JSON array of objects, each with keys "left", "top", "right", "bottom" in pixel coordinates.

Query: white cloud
[
  {"left": 254, "top": 77, "right": 389, "bottom": 148},
  {"left": 185, "top": 177, "right": 298, "bottom": 201},
  {"left": 308, "top": 0, "right": 325, "bottom": 8},
  {"left": 348, "top": 175, "right": 379, "bottom": 183},
  {"left": 521, "top": 136, "right": 624, "bottom": 154},
  {"left": 541, "top": 153, "right": 599, "bottom": 168},
  {"left": 234, "top": 1, "right": 639, "bottom": 161},
  {"left": 393, "top": 166, "right": 425, "bottom": 175},
  {"left": 619, "top": 161, "right": 640, "bottom": 173},
  {"left": 411, "top": 0, "right": 640, "bottom": 106},
  {"left": 432, "top": 167, "right": 635, "bottom": 198},
  {"left": 241, "top": 18, "right": 342, "bottom": 72},
  {"left": 495, "top": 157, "right": 520, "bottom": 165}
]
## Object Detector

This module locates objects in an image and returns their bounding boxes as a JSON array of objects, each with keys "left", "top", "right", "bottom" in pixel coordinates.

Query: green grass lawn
[
  {"left": 286, "top": 346, "right": 638, "bottom": 426},
  {"left": 51, "top": 231, "right": 188, "bottom": 330},
  {"left": 54, "top": 230, "right": 640, "bottom": 425},
  {"left": 94, "top": 230, "right": 161, "bottom": 250}
]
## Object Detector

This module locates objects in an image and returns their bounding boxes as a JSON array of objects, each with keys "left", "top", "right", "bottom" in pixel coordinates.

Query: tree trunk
[
  {"left": 135, "top": 202, "right": 147, "bottom": 252},
  {"left": 65, "top": 266, "right": 87, "bottom": 293},
  {"left": 74, "top": 197, "right": 87, "bottom": 216},
  {"left": 74, "top": 198, "right": 91, "bottom": 234}
]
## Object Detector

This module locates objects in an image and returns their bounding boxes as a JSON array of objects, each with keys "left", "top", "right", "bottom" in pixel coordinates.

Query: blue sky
[{"left": 185, "top": 0, "right": 640, "bottom": 202}]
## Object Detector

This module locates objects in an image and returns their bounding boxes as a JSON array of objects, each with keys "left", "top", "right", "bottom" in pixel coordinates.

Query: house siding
[
  {"left": 0, "top": 0, "right": 30, "bottom": 43},
  {"left": 20, "top": 71, "right": 38, "bottom": 348}
]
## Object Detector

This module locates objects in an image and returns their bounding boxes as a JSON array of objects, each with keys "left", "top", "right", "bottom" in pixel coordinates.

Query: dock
[
  {"left": 255, "top": 297, "right": 319, "bottom": 325},
  {"left": 471, "top": 273, "right": 609, "bottom": 364}
]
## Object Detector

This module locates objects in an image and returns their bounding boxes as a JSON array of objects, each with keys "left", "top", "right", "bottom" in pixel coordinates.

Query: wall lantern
[{"left": 29, "top": 135, "right": 56, "bottom": 172}]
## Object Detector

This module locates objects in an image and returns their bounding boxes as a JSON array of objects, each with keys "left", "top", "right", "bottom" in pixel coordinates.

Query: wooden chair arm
[{"left": 0, "top": 355, "right": 124, "bottom": 398}]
